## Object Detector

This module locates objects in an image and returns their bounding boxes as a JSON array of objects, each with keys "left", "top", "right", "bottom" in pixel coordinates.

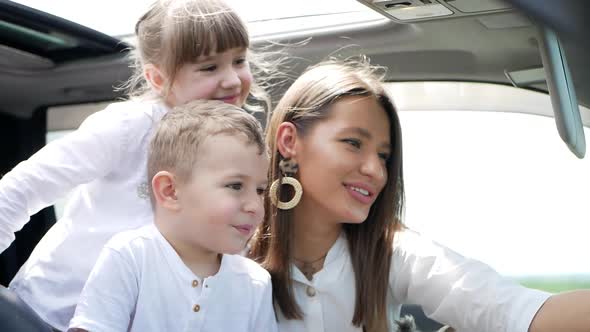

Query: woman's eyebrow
[{"left": 341, "top": 127, "right": 372, "bottom": 139}]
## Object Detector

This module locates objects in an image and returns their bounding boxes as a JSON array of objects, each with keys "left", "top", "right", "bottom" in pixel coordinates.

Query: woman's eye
[
  {"left": 226, "top": 183, "right": 243, "bottom": 191},
  {"left": 343, "top": 138, "right": 361, "bottom": 149}
]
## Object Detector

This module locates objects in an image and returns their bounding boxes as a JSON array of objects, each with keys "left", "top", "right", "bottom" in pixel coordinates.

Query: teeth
[{"left": 351, "top": 186, "right": 369, "bottom": 196}]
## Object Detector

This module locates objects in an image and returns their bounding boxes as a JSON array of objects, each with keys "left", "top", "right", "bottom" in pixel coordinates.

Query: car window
[
  {"left": 46, "top": 83, "right": 590, "bottom": 293},
  {"left": 12, "top": 0, "right": 381, "bottom": 38},
  {"left": 390, "top": 82, "right": 590, "bottom": 293},
  {"left": 401, "top": 110, "right": 590, "bottom": 289}
]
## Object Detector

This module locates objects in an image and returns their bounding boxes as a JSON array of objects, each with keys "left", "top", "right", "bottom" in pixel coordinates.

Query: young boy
[{"left": 68, "top": 100, "right": 277, "bottom": 332}]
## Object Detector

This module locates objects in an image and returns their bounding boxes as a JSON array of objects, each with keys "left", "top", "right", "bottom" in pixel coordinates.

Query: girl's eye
[
  {"left": 378, "top": 152, "right": 390, "bottom": 162},
  {"left": 234, "top": 57, "right": 247, "bottom": 65},
  {"left": 342, "top": 138, "right": 361, "bottom": 149},
  {"left": 200, "top": 65, "right": 217, "bottom": 72},
  {"left": 226, "top": 183, "right": 243, "bottom": 191},
  {"left": 256, "top": 187, "right": 267, "bottom": 196}
]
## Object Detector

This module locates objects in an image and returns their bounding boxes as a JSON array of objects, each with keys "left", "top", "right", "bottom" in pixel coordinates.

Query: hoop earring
[{"left": 269, "top": 158, "right": 303, "bottom": 210}]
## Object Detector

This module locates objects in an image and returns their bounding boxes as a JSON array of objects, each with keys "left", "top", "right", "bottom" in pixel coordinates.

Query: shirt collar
[
  {"left": 291, "top": 231, "right": 349, "bottom": 286},
  {"left": 151, "top": 224, "right": 236, "bottom": 281}
]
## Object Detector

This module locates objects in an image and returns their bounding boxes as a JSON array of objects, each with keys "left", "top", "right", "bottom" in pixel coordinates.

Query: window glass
[
  {"left": 400, "top": 110, "right": 590, "bottom": 292},
  {"left": 12, "top": 0, "right": 380, "bottom": 38},
  {"left": 45, "top": 84, "right": 590, "bottom": 292}
]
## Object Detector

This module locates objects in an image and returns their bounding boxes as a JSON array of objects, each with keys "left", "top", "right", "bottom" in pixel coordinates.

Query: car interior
[{"left": 0, "top": 0, "right": 589, "bottom": 330}]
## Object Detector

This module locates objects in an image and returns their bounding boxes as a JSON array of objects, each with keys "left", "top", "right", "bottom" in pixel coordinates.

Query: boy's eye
[
  {"left": 226, "top": 183, "right": 243, "bottom": 191},
  {"left": 342, "top": 138, "right": 361, "bottom": 149}
]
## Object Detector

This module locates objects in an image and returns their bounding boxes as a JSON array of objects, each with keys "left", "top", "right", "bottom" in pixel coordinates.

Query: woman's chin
[{"left": 339, "top": 210, "right": 370, "bottom": 224}]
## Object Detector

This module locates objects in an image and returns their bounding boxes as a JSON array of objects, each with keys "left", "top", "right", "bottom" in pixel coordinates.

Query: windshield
[{"left": 10, "top": 0, "right": 379, "bottom": 37}]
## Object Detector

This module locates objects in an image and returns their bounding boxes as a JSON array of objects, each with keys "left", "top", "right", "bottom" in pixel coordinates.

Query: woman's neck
[{"left": 292, "top": 199, "right": 342, "bottom": 263}]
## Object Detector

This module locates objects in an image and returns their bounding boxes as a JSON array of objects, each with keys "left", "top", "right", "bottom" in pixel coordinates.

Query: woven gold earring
[{"left": 269, "top": 158, "right": 303, "bottom": 210}]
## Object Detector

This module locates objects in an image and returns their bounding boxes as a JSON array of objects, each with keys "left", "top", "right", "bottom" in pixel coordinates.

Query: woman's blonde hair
[
  {"left": 249, "top": 58, "right": 405, "bottom": 332},
  {"left": 122, "top": 0, "right": 277, "bottom": 112}
]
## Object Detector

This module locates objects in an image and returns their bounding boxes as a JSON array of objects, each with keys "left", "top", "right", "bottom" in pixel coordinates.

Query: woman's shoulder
[
  {"left": 393, "top": 228, "right": 431, "bottom": 251},
  {"left": 392, "top": 227, "right": 461, "bottom": 264}
]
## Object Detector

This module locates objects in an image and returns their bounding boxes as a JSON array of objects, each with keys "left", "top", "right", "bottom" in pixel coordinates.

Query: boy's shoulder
[
  {"left": 104, "top": 224, "right": 158, "bottom": 254},
  {"left": 222, "top": 254, "right": 270, "bottom": 283}
]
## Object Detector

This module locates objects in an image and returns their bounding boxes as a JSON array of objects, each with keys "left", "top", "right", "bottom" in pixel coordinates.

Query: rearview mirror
[{"left": 538, "top": 26, "right": 586, "bottom": 158}]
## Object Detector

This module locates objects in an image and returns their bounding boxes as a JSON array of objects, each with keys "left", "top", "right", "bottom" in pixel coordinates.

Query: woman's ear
[
  {"left": 275, "top": 122, "right": 298, "bottom": 159},
  {"left": 151, "top": 171, "right": 180, "bottom": 212},
  {"left": 144, "top": 64, "right": 167, "bottom": 95}
]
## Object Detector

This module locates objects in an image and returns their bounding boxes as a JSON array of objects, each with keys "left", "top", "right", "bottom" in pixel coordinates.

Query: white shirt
[
  {"left": 1, "top": 100, "right": 167, "bottom": 330},
  {"left": 278, "top": 229, "right": 551, "bottom": 332},
  {"left": 69, "top": 224, "right": 278, "bottom": 332}
]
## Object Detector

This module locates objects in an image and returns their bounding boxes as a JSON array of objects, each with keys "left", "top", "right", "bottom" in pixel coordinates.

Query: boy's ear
[
  {"left": 144, "top": 64, "right": 167, "bottom": 95},
  {"left": 275, "top": 122, "right": 299, "bottom": 159},
  {"left": 151, "top": 171, "right": 180, "bottom": 212}
]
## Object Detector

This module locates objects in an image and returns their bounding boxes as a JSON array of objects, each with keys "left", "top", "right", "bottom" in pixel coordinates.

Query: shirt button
[
  {"left": 306, "top": 286, "right": 316, "bottom": 297},
  {"left": 193, "top": 304, "right": 201, "bottom": 312},
  {"left": 192, "top": 280, "right": 199, "bottom": 287}
]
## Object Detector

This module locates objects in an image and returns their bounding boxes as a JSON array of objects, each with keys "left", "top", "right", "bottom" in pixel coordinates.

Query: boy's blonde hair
[
  {"left": 147, "top": 99, "right": 265, "bottom": 205},
  {"left": 125, "top": 0, "right": 273, "bottom": 111}
]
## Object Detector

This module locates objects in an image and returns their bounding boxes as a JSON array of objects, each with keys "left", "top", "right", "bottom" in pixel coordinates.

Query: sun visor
[{"left": 356, "top": 0, "right": 514, "bottom": 23}]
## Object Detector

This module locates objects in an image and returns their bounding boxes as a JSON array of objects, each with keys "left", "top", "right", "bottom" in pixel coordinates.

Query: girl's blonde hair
[
  {"left": 123, "top": 0, "right": 275, "bottom": 112},
  {"left": 249, "top": 58, "right": 405, "bottom": 332}
]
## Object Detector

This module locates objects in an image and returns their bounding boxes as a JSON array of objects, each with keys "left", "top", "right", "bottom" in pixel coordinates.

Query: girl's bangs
[{"left": 175, "top": 10, "right": 249, "bottom": 63}]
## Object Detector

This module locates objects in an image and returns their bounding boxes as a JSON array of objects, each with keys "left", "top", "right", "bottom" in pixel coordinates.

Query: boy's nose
[{"left": 243, "top": 195, "right": 264, "bottom": 217}]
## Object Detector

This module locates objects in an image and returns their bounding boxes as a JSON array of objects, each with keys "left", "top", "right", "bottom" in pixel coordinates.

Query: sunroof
[
  {"left": 0, "top": 19, "right": 76, "bottom": 51},
  {"left": 0, "top": 1, "right": 129, "bottom": 63},
  {"left": 10, "top": 0, "right": 380, "bottom": 38}
]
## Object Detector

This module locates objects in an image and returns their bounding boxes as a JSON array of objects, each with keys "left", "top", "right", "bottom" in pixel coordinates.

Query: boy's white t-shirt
[
  {"left": 1, "top": 100, "right": 167, "bottom": 330},
  {"left": 277, "top": 229, "right": 551, "bottom": 332},
  {"left": 69, "top": 224, "right": 278, "bottom": 332}
]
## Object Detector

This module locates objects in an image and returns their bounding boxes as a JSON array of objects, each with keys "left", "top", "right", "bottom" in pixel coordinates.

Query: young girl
[
  {"left": 250, "top": 59, "right": 590, "bottom": 331},
  {"left": 0, "top": 0, "right": 268, "bottom": 330}
]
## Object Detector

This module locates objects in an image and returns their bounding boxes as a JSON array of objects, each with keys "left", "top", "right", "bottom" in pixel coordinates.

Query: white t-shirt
[
  {"left": 278, "top": 229, "right": 551, "bottom": 332},
  {"left": 69, "top": 224, "right": 278, "bottom": 332},
  {"left": 1, "top": 100, "right": 167, "bottom": 330}
]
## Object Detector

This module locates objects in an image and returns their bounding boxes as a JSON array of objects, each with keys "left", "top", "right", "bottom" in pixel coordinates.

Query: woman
[{"left": 250, "top": 59, "right": 590, "bottom": 331}]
